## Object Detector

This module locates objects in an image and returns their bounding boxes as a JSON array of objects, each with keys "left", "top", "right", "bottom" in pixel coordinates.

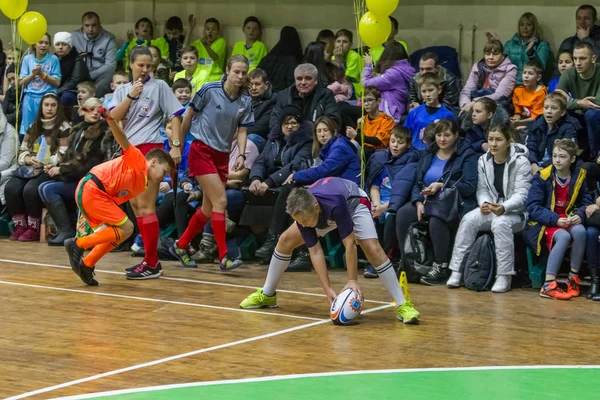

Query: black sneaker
[
  {"left": 255, "top": 234, "right": 278, "bottom": 259},
  {"left": 420, "top": 262, "right": 450, "bottom": 286},
  {"left": 126, "top": 262, "right": 163, "bottom": 280},
  {"left": 124, "top": 262, "right": 139, "bottom": 273},
  {"left": 363, "top": 264, "right": 378, "bottom": 279},
  {"left": 65, "top": 238, "right": 85, "bottom": 277},
  {"left": 79, "top": 261, "right": 99, "bottom": 286},
  {"left": 220, "top": 254, "right": 243, "bottom": 272},
  {"left": 286, "top": 251, "right": 312, "bottom": 272}
]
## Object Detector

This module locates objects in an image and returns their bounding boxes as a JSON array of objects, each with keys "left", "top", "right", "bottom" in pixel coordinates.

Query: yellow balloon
[
  {"left": 359, "top": 12, "right": 391, "bottom": 49},
  {"left": 366, "top": 0, "right": 399, "bottom": 18},
  {"left": 18, "top": 11, "right": 47, "bottom": 45},
  {"left": 0, "top": 0, "right": 28, "bottom": 20}
]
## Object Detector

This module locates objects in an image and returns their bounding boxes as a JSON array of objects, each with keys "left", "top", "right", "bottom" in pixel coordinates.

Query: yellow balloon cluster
[{"left": 359, "top": 0, "right": 399, "bottom": 48}]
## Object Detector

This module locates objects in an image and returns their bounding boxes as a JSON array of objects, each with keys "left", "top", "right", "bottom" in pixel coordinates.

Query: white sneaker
[
  {"left": 491, "top": 275, "right": 512, "bottom": 293},
  {"left": 446, "top": 271, "right": 462, "bottom": 288}
]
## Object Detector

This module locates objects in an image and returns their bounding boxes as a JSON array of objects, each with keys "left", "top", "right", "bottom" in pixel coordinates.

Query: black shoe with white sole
[{"left": 126, "top": 262, "right": 163, "bottom": 280}]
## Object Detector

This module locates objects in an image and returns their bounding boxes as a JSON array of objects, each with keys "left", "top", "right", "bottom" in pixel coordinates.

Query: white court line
[
  {"left": 53, "top": 365, "right": 600, "bottom": 400},
  {"left": 0, "top": 258, "right": 391, "bottom": 304},
  {"left": 0, "top": 280, "right": 322, "bottom": 322},
  {"left": 7, "top": 303, "right": 392, "bottom": 400}
]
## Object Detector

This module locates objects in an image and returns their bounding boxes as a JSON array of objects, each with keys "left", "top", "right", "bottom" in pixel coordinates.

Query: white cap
[{"left": 53, "top": 32, "right": 72, "bottom": 47}]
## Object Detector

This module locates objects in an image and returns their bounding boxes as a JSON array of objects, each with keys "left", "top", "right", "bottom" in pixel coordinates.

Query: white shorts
[{"left": 315, "top": 204, "right": 378, "bottom": 241}]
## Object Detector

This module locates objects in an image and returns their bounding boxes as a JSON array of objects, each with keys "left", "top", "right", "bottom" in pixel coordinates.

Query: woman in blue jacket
[
  {"left": 292, "top": 116, "right": 360, "bottom": 185},
  {"left": 395, "top": 119, "right": 479, "bottom": 285}
]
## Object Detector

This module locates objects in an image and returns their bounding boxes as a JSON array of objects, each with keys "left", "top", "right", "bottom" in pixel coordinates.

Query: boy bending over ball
[
  {"left": 65, "top": 108, "right": 176, "bottom": 286},
  {"left": 240, "top": 177, "right": 420, "bottom": 324}
]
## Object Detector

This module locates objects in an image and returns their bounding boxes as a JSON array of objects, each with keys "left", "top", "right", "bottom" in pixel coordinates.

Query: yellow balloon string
[
  {"left": 11, "top": 18, "right": 20, "bottom": 149},
  {"left": 353, "top": 0, "right": 367, "bottom": 188}
]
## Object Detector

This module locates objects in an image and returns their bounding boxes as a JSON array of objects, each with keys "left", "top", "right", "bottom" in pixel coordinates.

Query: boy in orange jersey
[
  {"left": 65, "top": 108, "right": 176, "bottom": 286},
  {"left": 511, "top": 59, "right": 547, "bottom": 128},
  {"left": 346, "top": 86, "right": 395, "bottom": 160}
]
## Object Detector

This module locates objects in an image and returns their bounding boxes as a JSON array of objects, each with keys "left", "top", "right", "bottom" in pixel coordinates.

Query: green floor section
[{"left": 88, "top": 367, "right": 599, "bottom": 399}]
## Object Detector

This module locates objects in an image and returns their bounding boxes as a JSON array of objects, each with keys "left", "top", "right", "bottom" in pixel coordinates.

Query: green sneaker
[
  {"left": 397, "top": 301, "right": 420, "bottom": 324},
  {"left": 240, "top": 289, "right": 277, "bottom": 309},
  {"left": 169, "top": 242, "right": 197, "bottom": 268}
]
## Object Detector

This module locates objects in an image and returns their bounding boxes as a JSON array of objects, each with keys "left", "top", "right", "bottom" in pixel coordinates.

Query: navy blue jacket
[
  {"left": 411, "top": 139, "right": 479, "bottom": 215},
  {"left": 524, "top": 162, "right": 592, "bottom": 255},
  {"left": 293, "top": 134, "right": 360, "bottom": 185},
  {"left": 465, "top": 124, "right": 487, "bottom": 154},
  {"left": 526, "top": 114, "right": 581, "bottom": 166},
  {"left": 250, "top": 122, "right": 313, "bottom": 188},
  {"left": 365, "top": 148, "right": 419, "bottom": 213}
]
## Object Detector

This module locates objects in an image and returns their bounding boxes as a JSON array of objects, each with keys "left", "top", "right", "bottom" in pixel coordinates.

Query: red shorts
[
  {"left": 188, "top": 140, "right": 229, "bottom": 182},
  {"left": 136, "top": 142, "right": 164, "bottom": 156}
]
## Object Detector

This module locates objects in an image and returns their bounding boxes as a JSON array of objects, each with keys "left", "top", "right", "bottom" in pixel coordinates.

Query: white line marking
[
  {"left": 51, "top": 365, "right": 600, "bottom": 400},
  {"left": 0, "top": 258, "right": 391, "bottom": 304},
  {"left": 6, "top": 303, "right": 392, "bottom": 400},
  {"left": 0, "top": 280, "right": 322, "bottom": 322}
]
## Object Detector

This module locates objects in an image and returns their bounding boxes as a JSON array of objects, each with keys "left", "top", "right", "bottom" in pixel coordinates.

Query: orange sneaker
[
  {"left": 540, "top": 280, "right": 572, "bottom": 300},
  {"left": 567, "top": 275, "right": 581, "bottom": 297}
]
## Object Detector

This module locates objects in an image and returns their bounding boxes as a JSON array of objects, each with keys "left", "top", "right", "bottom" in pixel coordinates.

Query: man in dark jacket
[
  {"left": 247, "top": 68, "right": 277, "bottom": 151},
  {"left": 559, "top": 5, "right": 600, "bottom": 57},
  {"left": 408, "top": 52, "right": 460, "bottom": 115},
  {"left": 54, "top": 32, "right": 91, "bottom": 109},
  {"left": 269, "top": 63, "right": 341, "bottom": 132}
]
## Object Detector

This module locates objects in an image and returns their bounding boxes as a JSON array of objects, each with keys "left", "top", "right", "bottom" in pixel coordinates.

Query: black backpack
[
  {"left": 401, "top": 222, "right": 434, "bottom": 283},
  {"left": 461, "top": 233, "right": 496, "bottom": 292}
]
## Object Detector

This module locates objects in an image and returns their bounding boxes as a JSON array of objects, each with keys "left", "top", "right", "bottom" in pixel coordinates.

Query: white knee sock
[
  {"left": 376, "top": 260, "right": 406, "bottom": 305},
  {"left": 262, "top": 250, "right": 291, "bottom": 296}
]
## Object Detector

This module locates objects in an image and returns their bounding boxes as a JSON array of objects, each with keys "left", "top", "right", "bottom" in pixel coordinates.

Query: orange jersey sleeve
[{"left": 531, "top": 86, "right": 547, "bottom": 120}]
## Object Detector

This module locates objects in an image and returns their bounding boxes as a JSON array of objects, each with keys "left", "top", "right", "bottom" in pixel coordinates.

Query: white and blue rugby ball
[{"left": 330, "top": 288, "right": 363, "bottom": 325}]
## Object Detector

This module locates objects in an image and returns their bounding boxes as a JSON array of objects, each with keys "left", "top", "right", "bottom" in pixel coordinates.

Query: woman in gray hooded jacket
[{"left": 446, "top": 124, "right": 532, "bottom": 292}]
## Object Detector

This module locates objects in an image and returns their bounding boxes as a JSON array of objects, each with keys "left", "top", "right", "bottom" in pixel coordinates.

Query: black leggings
[
  {"left": 268, "top": 183, "right": 294, "bottom": 236},
  {"left": 156, "top": 191, "right": 197, "bottom": 237},
  {"left": 5, "top": 174, "right": 51, "bottom": 219},
  {"left": 395, "top": 202, "right": 459, "bottom": 264}
]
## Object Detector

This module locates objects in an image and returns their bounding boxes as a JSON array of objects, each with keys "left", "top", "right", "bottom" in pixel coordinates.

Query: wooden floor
[{"left": 1, "top": 239, "right": 599, "bottom": 399}]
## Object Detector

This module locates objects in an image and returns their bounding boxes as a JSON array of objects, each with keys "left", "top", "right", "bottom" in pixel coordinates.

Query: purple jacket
[
  {"left": 459, "top": 56, "right": 517, "bottom": 107},
  {"left": 363, "top": 59, "right": 414, "bottom": 123}
]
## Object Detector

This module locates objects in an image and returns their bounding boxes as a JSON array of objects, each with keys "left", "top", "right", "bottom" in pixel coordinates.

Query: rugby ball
[{"left": 330, "top": 288, "right": 363, "bottom": 325}]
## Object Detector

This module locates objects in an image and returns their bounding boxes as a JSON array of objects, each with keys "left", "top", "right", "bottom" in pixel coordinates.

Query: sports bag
[{"left": 461, "top": 233, "right": 496, "bottom": 292}]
